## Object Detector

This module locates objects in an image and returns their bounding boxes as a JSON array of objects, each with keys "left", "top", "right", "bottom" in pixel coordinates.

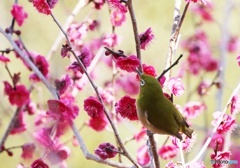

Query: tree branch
[
  {"left": 127, "top": 0, "right": 142, "bottom": 72},
  {"left": 147, "top": 131, "right": 160, "bottom": 168},
  {"left": 50, "top": 13, "right": 139, "bottom": 167}
]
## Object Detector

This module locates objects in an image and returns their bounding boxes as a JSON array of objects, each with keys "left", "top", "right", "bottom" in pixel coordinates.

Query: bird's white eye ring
[{"left": 140, "top": 79, "right": 145, "bottom": 86}]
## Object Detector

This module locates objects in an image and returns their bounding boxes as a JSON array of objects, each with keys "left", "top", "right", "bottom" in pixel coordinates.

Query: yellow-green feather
[{"left": 136, "top": 74, "right": 193, "bottom": 140}]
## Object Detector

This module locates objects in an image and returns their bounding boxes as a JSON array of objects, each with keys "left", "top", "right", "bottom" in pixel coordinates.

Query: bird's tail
[{"left": 183, "top": 127, "right": 194, "bottom": 139}]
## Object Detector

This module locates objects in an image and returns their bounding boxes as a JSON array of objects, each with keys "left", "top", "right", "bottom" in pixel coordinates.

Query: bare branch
[
  {"left": 0, "top": 27, "right": 58, "bottom": 99},
  {"left": 50, "top": 13, "right": 139, "bottom": 167},
  {"left": 126, "top": 0, "right": 143, "bottom": 72},
  {"left": 71, "top": 124, "right": 134, "bottom": 168}
]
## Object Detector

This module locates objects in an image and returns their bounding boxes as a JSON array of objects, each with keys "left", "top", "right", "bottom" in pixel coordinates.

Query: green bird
[{"left": 136, "top": 73, "right": 194, "bottom": 140}]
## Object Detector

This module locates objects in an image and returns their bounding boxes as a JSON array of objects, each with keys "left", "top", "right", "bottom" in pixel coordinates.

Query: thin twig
[
  {"left": 71, "top": 124, "right": 134, "bottom": 168},
  {"left": 126, "top": 0, "right": 142, "bottom": 72},
  {"left": 47, "top": 0, "right": 88, "bottom": 60},
  {"left": 0, "top": 107, "right": 22, "bottom": 150},
  {"left": 0, "top": 27, "right": 59, "bottom": 100},
  {"left": 147, "top": 131, "right": 160, "bottom": 168},
  {"left": 50, "top": 13, "right": 139, "bottom": 167},
  {"left": 158, "top": 54, "right": 183, "bottom": 81}
]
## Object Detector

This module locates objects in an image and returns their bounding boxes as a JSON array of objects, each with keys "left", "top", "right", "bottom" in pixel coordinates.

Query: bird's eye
[{"left": 140, "top": 79, "right": 145, "bottom": 86}]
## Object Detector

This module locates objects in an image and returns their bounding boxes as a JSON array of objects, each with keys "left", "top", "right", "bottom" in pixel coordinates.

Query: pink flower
[
  {"left": 110, "top": 10, "right": 126, "bottom": 27},
  {"left": 67, "top": 23, "right": 88, "bottom": 48},
  {"left": 237, "top": 55, "right": 240, "bottom": 66},
  {"left": 172, "top": 133, "right": 196, "bottom": 152},
  {"left": 227, "top": 36, "right": 240, "bottom": 53},
  {"left": 10, "top": 112, "right": 26, "bottom": 134},
  {"left": 61, "top": 44, "right": 71, "bottom": 58},
  {"left": 4, "top": 81, "right": 30, "bottom": 107},
  {"left": 47, "top": 0, "right": 58, "bottom": 8},
  {"left": 230, "top": 95, "right": 240, "bottom": 115},
  {"left": 95, "top": 142, "right": 117, "bottom": 160},
  {"left": 0, "top": 55, "right": 10, "bottom": 63},
  {"left": 159, "top": 75, "right": 166, "bottom": 86},
  {"left": 103, "top": 33, "right": 119, "bottom": 48},
  {"left": 116, "top": 73, "right": 139, "bottom": 95},
  {"left": 11, "top": 4, "right": 28, "bottom": 26},
  {"left": 134, "top": 127, "right": 147, "bottom": 142},
  {"left": 190, "top": 3, "right": 213, "bottom": 21},
  {"left": 182, "top": 30, "right": 218, "bottom": 75},
  {"left": 47, "top": 145, "right": 70, "bottom": 165},
  {"left": 208, "top": 133, "right": 224, "bottom": 151},
  {"left": 32, "top": 0, "right": 51, "bottom": 15},
  {"left": 115, "top": 55, "right": 140, "bottom": 72},
  {"left": 211, "top": 112, "right": 236, "bottom": 134},
  {"left": 68, "top": 47, "right": 93, "bottom": 74},
  {"left": 115, "top": 96, "right": 138, "bottom": 121},
  {"left": 21, "top": 143, "right": 36, "bottom": 159},
  {"left": 183, "top": 102, "right": 206, "bottom": 119},
  {"left": 88, "top": 20, "right": 99, "bottom": 31},
  {"left": 137, "top": 145, "right": 150, "bottom": 166},
  {"left": 47, "top": 99, "right": 79, "bottom": 121},
  {"left": 107, "top": 0, "right": 127, "bottom": 13},
  {"left": 98, "top": 87, "right": 114, "bottom": 104},
  {"left": 211, "top": 151, "right": 231, "bottom": 168},
  {"left": 87, "top": 117, "right": 108, "bottom": 131},
  {"left": 186, "top": 0, "right": 210, "bottom": 4},
  {"left": 166, "top": 161, "right": 178, "bottom": 168},
  {"left": 34, "top": 128, "right": 52, "bottom": 148},
  {"left": 167, "top": 77, "right": 185, "bottom": 96},
  {"left": 55, "top": 75, "right": 72, "bottom": 95},
  {"left": 139, "top": 28, "right": 154, "bottom": 50},
  {"left": 197, "top": 81, "right": 209, "bottom": 96},
  {"left": 30, "top": 55, "right": 49, "bottom": 81},
  {"left": 142, "top": 64, "right": 157, "bottom": 77},
  {"left": 158, "top": 145, "right": 178, "bottom": 159},
  {"left": 84, "top": 96, "right": 104, "bottom": 118},
  {"left": 31, "top": 159, "right": 49, "bottom": 168},
  {"left": 24, "top": 102, "right": 36, "bottom": 115},
  {"left": 79, "top": 46, "right": 93, "bottom": 68},
  {"left": 92, "top": 0, "right": 105, "bottom": 9}
]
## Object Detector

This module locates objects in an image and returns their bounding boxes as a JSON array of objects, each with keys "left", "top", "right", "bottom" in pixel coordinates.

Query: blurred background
[{"left": 0, "top": 0, "right": 240, "bottom": 167}]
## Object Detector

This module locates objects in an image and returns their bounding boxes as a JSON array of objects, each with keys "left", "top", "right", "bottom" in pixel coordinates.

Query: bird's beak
[{"left": 135, "top": 69, "right": 142, "bottom": 77}]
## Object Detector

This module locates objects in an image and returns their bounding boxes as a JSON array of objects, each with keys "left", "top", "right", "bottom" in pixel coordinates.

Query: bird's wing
[{"left": 146, "top": 98, "right": 181, "bottom": 138}]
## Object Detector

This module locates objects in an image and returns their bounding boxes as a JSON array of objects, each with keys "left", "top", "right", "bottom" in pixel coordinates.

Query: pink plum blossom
[
  {"left": 139, "top": 28, "right": 154, "bottom": 50},
  {"left": 87, "top": 117, "right": 108, "bottom": 132},
  {"left": 11, "top": 4, "right": 28, "bottom": 26},
  {"left": 137, "top": 145, "right": 150, "bottom": 166},
  {"left": 0, "top": 55, "right": 10, "bottom": 63},
  {"left": 110, "top": 10, "right": 126, "bottom": 26},
  {"left": 3, "top": 81, "right": 30, "bottom": 107},
  {"left": 211, "top": 111, "right": 236, "bottom": 134},
  {"left": 21, "top": 143, "right": 36, "bottom": 159},
  {"left": 211, "top": 151, "right": 231, "bottom": 168},
  {"left": 31, "top": 159, "right": 49, "bottom": 168},
  {"left": 183, "top": 101, "right": 206, "bottom": 118},
  {"left": 32, "top": 0, "right": 51, "bottom": 15},
  {"left": 47, "top": 99, "right": 79, "bottom": 121},
  {"left": 230, "top": 95, "right": 240, "bottom": 115},
  {"left": 158, "top": 145, "right": 178, "bottom": 159},
  {"left": 172, "top": 133, "right": 196, "bottom": 152},
  {"left": 95, "top": 143, "right": 117, "bottom": 160},
  {"left": 107, "top": 0, "right": 128, "bottom": 13},
  {"left": 115, "top": 96, "right": 138, "bottom": 121},
  {"left": 167, "top": 77, "right": 185, "bottom": 96},
  {"left": 84, "top": 96, "right": 104, "bottom": 118},
  {"left": 115, "top": 55, "right": 140, "bottom": 72}
]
